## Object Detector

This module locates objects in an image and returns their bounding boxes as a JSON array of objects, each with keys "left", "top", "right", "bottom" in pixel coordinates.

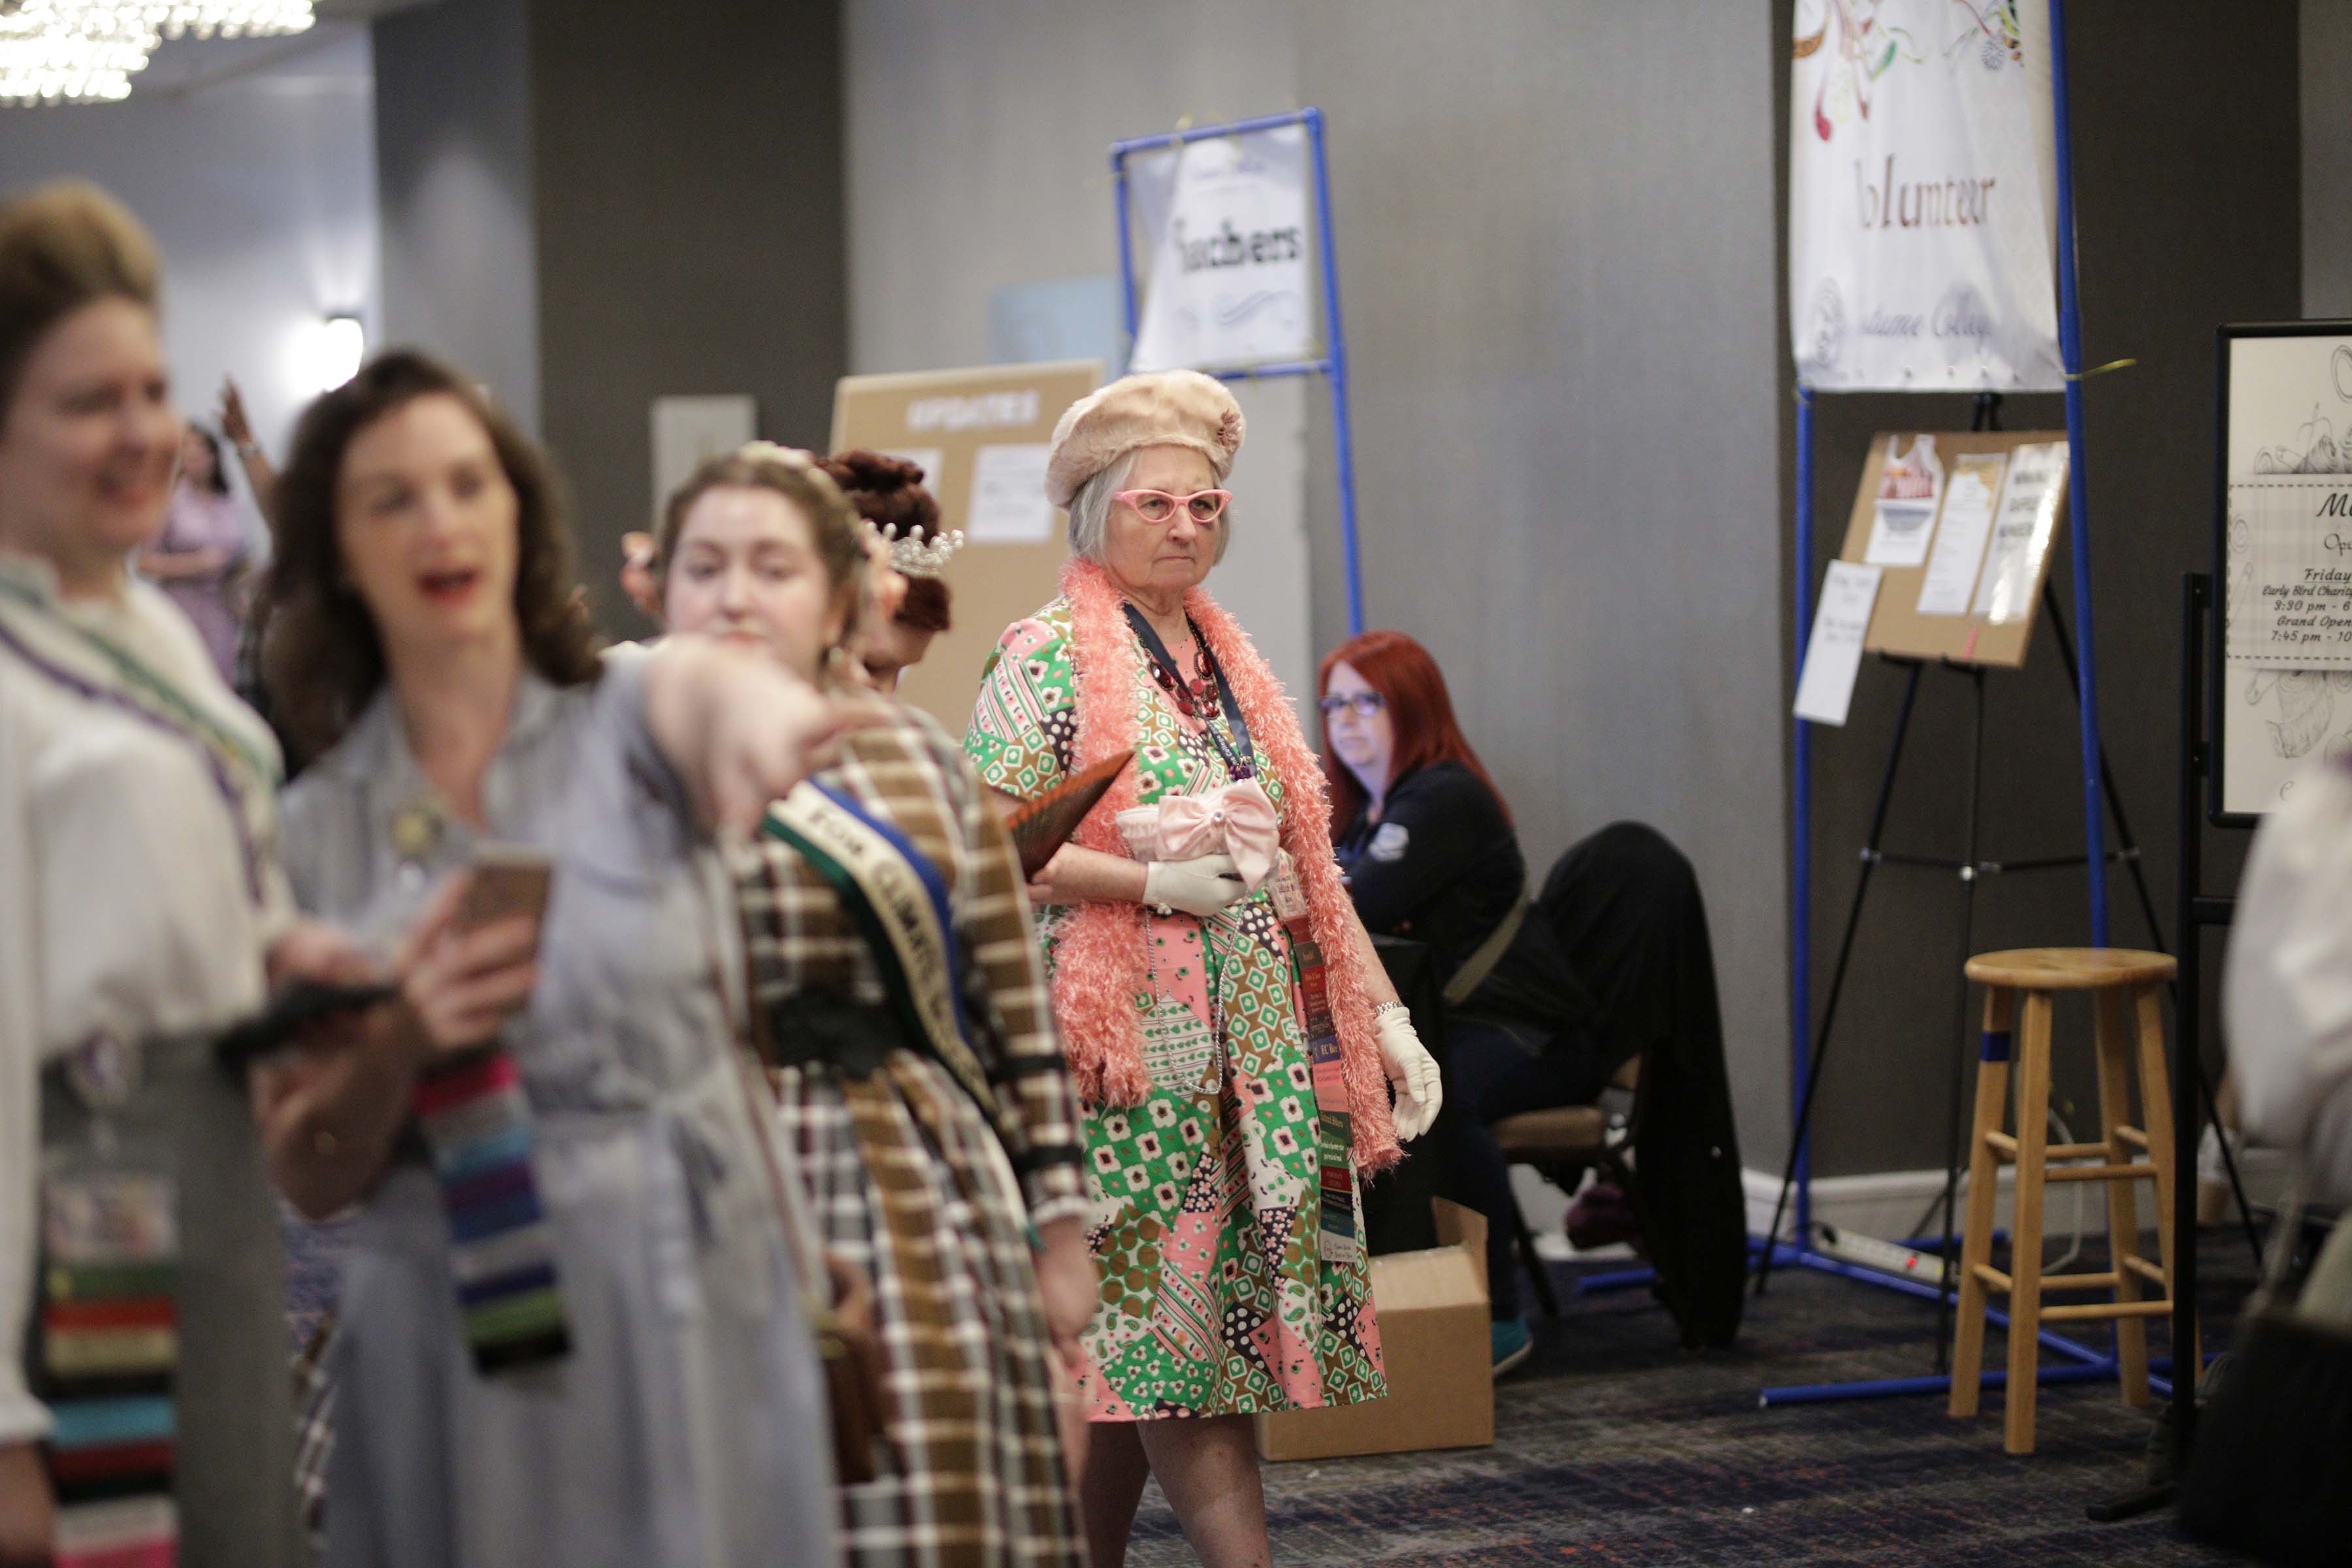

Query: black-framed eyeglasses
[{"left": 1317, "top": 691, "right": 1384, "bottom": 719}]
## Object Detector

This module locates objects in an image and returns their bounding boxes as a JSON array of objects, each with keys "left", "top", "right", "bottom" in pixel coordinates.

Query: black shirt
[{"left": 1333, "top": 761, "right": 1597, "bottom": 1035}]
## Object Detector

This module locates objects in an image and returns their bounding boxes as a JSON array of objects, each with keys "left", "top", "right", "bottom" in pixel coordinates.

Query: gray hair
[{"left": 1065, "top": 449, "right": 1233, "bottom": 567}]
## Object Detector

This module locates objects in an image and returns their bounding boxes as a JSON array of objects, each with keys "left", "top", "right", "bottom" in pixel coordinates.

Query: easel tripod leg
[
  {"left": 1936, "top": 666, "right": 1988, "bottom": 1373},
  {"left": 1757, "top": 660, "right": 1928, "bottom": 1292}
]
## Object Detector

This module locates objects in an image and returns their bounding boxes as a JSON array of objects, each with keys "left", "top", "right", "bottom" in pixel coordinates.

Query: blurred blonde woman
[{"left": 0, "top": 182, "right": 317, "bottom": 1567}]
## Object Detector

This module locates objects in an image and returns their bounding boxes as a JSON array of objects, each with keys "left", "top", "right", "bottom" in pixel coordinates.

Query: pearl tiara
[{"left": 881, "top": 523, "right": 966, "bottom": 579}]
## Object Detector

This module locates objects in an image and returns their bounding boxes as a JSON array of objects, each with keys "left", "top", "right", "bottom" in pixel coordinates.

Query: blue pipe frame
[
  {"left": 1774, "top": 0, "right": 2117, "bottom": 1405},
  {"left": 1108, "top": 108, "right": 1367, "bottom": 635}
]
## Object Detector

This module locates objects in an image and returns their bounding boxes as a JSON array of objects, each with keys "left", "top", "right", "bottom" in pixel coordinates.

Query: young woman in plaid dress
[{"left": 655, "top": 444, "right": 1096, "bottom": 1568}]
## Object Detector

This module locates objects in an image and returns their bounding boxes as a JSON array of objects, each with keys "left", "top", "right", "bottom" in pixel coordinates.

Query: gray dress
[{"left": 278, "top": 650, "right": 838, "bottom": 1568}]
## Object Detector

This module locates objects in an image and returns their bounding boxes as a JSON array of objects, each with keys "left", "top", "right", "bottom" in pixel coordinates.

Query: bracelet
[
  {"left": 235, "top": 440, "right": 261, "bottom": 459},
  {"left": 1373, "top": 1000, "right": 1408, "bottom": 1018}
]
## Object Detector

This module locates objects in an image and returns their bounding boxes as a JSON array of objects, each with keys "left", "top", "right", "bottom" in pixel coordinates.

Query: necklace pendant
[{"left": 391, "top": 799, "right": 446, "bottom": 866}]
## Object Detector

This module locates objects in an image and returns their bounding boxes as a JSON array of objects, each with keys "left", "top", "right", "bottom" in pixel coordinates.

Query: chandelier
[
  {"left": 0, "top": 8, "right": 155, "bottom": 104},
  {"left": 122, "top": 1, "right": 315, "bottom": 40},
  {"left": 0, "top": 0, "right": 315, "bottom": 103}
]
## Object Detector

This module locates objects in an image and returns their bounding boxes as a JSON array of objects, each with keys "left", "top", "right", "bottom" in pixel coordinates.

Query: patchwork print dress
[{"left": 966, "top": 599, "right": 1385, "bottom": 1421}]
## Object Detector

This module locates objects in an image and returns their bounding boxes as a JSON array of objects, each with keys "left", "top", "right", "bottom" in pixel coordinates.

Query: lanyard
[{"left": 1123, "top": 604, "right": 1254, "bottom": 778}]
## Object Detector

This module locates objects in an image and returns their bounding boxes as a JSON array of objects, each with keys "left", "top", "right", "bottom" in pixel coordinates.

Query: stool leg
[
  {"left": 2093, "top": 987, "right": 2151, "bottom": 1408},
  {"left": 2133, "top": 981, "right": 2199, "bottom": 1379},
  {"left": 2005, "top": 990, "right": 2053, "bottom": 1456},
  {"left": 1950, "top": 986, "right": 2014, "bottom": 1420}
]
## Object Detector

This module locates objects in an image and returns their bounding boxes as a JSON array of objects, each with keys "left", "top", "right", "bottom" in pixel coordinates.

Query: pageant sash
[
  {"left": 0, "top": 572, "right": 278, "bottom": 906},
  {"left": 0, "top": 574, "right": 280, "bottom": 789},
  {"left": 760, "top": 781, "right": 997, "bottom": 1124}
]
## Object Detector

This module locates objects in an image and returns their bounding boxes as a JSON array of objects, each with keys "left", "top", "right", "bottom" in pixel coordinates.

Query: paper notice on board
[
  {"left": 966, "top": 444, "right": 1055, "bottom": 542},
  {"left": 1916, "top": 452, "right": 2007, "bottom": 615},
  {"left": 1794, "top": 561, "right": 1883, "bottom": 727},
  {"left": 1865, "top": 435, "right": 1944, "bottom": 567},
  {"left": 1971, "top": 442, "right": 2069, "bottom": 622}
]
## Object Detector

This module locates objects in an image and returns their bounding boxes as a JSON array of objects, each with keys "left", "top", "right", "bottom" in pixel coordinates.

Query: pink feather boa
[{"left": 1051, "top": 557, "right": 1402, "bottom": 1174}]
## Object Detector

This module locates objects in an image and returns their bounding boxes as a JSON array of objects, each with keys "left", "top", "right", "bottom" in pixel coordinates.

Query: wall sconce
[{"left": 302, "top": 312, "right": 365, "bottom": 394}]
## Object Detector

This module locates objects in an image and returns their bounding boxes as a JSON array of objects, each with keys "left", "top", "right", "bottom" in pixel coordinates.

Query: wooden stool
[{"left": 1949, "top": 948, "right": 2191, "bottom": 1454}]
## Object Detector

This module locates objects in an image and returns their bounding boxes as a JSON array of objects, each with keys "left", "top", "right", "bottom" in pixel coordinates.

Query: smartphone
[
  {"left": 214, "top": 977, "right": 402, "bottom": 1074},
  {"left": 453, "top": 842, "right": 555, "bottom": 938}
]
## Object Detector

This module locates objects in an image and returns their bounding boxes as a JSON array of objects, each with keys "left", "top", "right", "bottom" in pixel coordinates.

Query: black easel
[{"left": 1757, "top": 402, "right": 2259, "bottom": 1382}]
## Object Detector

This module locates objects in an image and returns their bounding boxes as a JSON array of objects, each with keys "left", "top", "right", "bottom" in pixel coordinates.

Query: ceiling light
[
  {"left": 135, "top": 1, "right": 316, "bottom": 41},
  {"left": 0, "top": 10, "right": 155, "bottom": 105},
  {"left": 14, "top": 1, "right": 314, "bottom": 42}
]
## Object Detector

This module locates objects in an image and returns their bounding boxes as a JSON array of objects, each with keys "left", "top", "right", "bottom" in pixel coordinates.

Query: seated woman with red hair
[{"left": 1320, "top": 630, "right": 1744, "bottom": 1371}]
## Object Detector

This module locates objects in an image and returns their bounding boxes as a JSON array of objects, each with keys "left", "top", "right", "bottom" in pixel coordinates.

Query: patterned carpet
[{"left": 1126, "top": 1232, "right": 2261, "bottom": 1566}]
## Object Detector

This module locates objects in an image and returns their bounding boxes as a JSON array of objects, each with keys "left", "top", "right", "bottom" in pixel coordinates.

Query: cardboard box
[{"left": 1254, "top": 1199, "right": 1494, "bottom": 1462}]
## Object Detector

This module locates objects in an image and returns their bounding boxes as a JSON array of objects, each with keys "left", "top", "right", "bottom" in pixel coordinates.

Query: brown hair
[
  {"left": 819, "top": 448, "right": 951, "bottom": 632},
  {"left": 0, "top": 181, "right": 161, "bottom": 418},
  {"left": 896, "top": 574, "right": 951, "bottom": 634},
  {"left": 654, "top": 443, "right": 868, "bottom": 610},
  {"left": 255, "top": 350, "right": 601, "bottom": 759}
]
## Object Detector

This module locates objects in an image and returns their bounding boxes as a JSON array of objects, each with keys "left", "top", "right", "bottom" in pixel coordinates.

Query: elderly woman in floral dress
[{"left": 965, "top": 371, "right": 1441, "bottom": 1568}]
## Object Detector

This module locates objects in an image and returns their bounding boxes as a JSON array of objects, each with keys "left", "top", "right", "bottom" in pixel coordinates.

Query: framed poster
[{"left": 2213, "top": 321, "right": 2352, "bottom": 821}]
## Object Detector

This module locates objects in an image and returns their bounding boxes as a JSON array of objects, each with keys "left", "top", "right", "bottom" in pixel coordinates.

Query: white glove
[
  {"left": 1142, "top": 854, "right": 1248, "bottom": 918},
  {"left": 1375, "top": 1007, "right": 1442, "bottom": 1142}
]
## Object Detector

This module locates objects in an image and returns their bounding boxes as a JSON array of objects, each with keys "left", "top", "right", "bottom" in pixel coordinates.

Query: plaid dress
[{"left": 738, "top": 700, "right": 1086, "bottom": 1568}]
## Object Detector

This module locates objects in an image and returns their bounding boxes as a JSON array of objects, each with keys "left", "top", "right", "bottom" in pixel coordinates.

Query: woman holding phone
[
  {"left": 249, "top": 351, "right": 848, "bottom": 1567},
  {"left": 654, "top": 443, "right": 1094, "bottom": 1567}
]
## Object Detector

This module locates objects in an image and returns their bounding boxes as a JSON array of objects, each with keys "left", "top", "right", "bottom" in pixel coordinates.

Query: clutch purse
[{"left": 1114, "top": 778, "right": 1281, "bottom": 890}]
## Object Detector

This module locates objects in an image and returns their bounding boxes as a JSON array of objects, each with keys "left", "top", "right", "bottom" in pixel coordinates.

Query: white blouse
[
  {"left": 2226, "top": 759, "right": 2352, "bottom": 1208},
  {"left": 0, "top": 551, "right": 291, "bottom": 1444}
]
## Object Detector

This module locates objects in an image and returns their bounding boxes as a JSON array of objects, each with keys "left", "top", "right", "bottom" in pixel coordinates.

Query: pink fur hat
[{"left": 1043, "top": 370, "right": 1245, "bottom": 508}]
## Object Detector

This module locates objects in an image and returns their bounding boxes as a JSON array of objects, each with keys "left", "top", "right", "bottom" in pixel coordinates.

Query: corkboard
[
  {"left": 830, "top": 359, "right": 1102, "bottom": 730},
  {"left": 1840, "top": 429, "right": 2072, "bottom": 668}
]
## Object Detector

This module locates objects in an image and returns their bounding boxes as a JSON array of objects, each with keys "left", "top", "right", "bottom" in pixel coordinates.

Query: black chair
[{"left": 1491, "top": 1056, "right": 1644, "bottom": 1317}]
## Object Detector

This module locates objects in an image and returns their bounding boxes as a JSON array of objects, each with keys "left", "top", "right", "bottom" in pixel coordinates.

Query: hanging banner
[
  {"left": 1789, "top": 0, "right": 2062, "bottom": 392},
  {"left": 1128, "top": 124, "right": 1315, "bottom": 372}
]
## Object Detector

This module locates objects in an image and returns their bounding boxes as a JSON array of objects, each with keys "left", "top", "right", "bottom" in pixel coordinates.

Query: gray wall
[
  {"left": 533, "top": 0, "right": 846, "bottom": 629},
  {"left": 841, "top": 0, "right": 1320, "bottom": 712},
  {"left": 2307, "top": 0, "right": 2352, "bottom": 318},
  {"left": 374, "top": 0, "right": 540, "bottom": 434},
  {"left": 0, "top": 31, "right": 378, "bottom": 458},
  {"left": 1786, "top": 0, "right": 2301, "bottom": 1177},
  {"left": 847, "top": 0, "right": 1796, "bottom": 1166},
  {"left": 372, "top": 0, "right": 847, "bottom": 627},
  {"left": 1291, "top": 3, "right": 1790, "bottom": 1162}
]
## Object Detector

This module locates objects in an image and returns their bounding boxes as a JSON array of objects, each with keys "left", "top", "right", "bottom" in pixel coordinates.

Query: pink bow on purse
[{"left": 1117, "top": 779, "right": 1282, "bottom": 890}]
